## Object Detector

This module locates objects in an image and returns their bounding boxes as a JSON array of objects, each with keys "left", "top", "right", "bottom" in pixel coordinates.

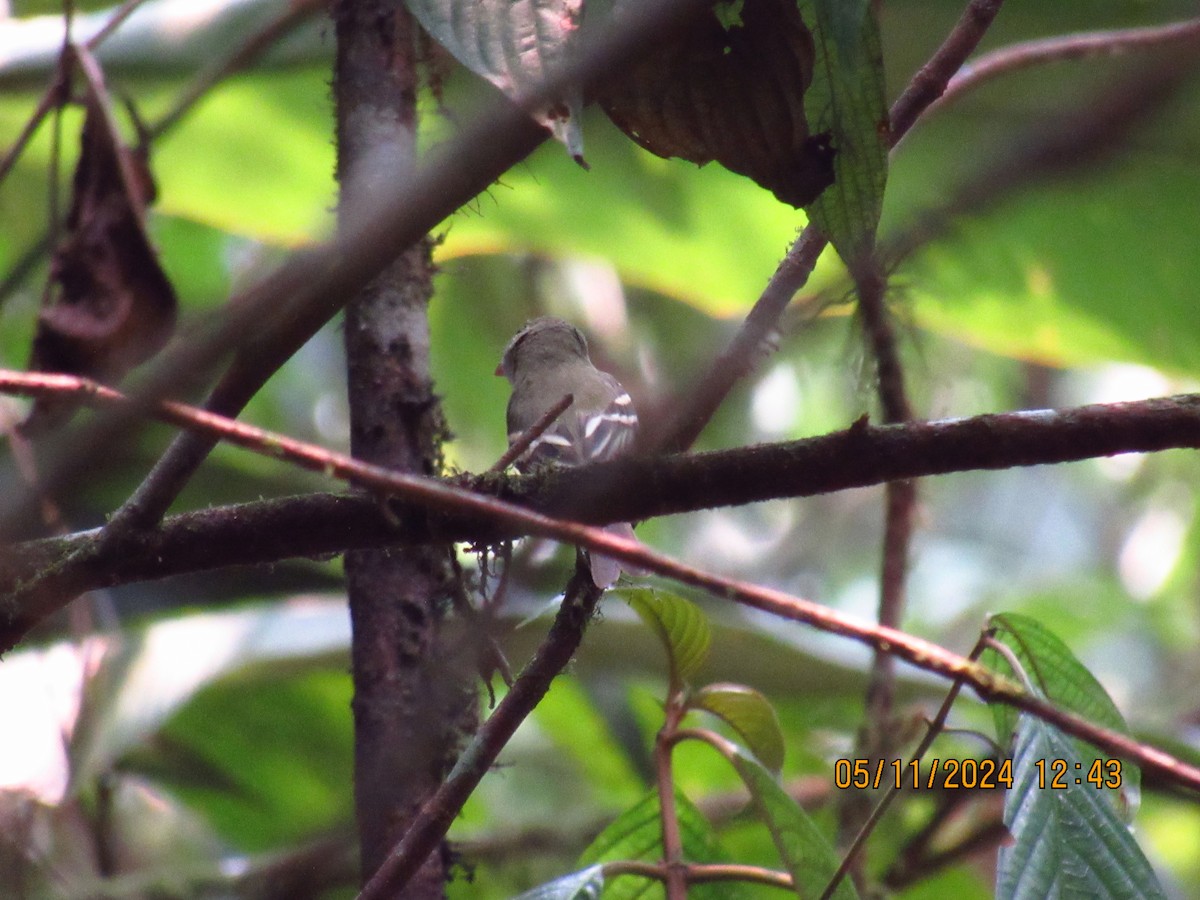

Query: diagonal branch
[
  {"left": 489, "top": 392, "right": 573, "bottom": 473},
  {"left": 358, "top": 567, "right": 603, "bottom": 899},
  {"left": 929, "top": 15, "right": 1200, "bottom": 120},
  {"left": 844, "top": 262, "right": 916, "bottom": 860}
]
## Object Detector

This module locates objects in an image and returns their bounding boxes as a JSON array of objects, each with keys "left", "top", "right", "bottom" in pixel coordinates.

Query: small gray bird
[{"left": 497, "top": 317, "right": 639, "bottom": 588}]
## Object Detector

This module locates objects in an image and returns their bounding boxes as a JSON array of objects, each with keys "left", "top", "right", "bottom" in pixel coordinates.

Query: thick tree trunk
[{"left": 333, "top": 3, "right": 474, "bottom": 894}]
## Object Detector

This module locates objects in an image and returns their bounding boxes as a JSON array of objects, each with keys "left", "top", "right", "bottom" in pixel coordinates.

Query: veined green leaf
[
  {"left": 798, "top": 0, "right": 888, "bottom": 264},
  {"left": 998, "top": 712, "right": 1165, "bottom": 900},
  {"left": 725, "top": 747, "right": 858, "bottom": 899},
  {"left": 692, "top": 683, "right": 786, "bottom": 775},
  {"left": 984, "top": 612, "right": 1141, "bottom": 819},
  {"left": 616, "top": 588, "right": 712, "bottom": 686}
]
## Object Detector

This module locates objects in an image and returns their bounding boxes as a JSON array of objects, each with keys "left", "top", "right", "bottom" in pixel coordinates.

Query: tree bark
[{"left": 334, "top": 2, "right": 473, "bottom": 893}]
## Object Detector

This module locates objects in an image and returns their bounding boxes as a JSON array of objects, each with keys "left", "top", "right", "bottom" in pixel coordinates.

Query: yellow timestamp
[
  {"left": 1034, "top": 757, "right": 1123, "bottom": 790},
  {"left": 833, "top": 757, "right": 1013, "bottom": 791}
]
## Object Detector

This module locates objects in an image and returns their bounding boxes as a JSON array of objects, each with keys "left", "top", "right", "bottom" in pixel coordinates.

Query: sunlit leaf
[
  {"left": 616, "top": 588, "right": 711, "bottom": 686},
  {"left": 903, "top": 150, "right": 1200, "bottom": 375},
  {"left": 153, "top": 68, "right": 336, "bottom": 243},
  {"left": 692, "top": 683, "right": 785, "bottom": 775}
]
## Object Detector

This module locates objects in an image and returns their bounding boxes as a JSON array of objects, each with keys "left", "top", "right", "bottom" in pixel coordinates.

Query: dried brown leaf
[
  {"left": 27, "top": 47, "right": 176, "bottom": 431},
  {"left": 599, "top": 0, "right": 834, "bottom": 208}
]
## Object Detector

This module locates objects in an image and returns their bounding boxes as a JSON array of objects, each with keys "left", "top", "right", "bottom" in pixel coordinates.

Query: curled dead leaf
[
  {"left": 600, "top": 0, "right": 834, "bottom": 208},
  {"left": 26, "top": 48, "right": 176, "bottom": 432}
]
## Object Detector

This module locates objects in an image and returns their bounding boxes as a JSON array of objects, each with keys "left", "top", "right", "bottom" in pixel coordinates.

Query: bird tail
[{"left": 588, "top": 522, "right": 640, "bottom": 589}]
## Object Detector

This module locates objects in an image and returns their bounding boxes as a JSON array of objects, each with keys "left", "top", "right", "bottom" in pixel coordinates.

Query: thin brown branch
[
  {"left": 841, "top": 260, "right": 917, "bottom": 867},
  {"left": 656, "top": 700, "right": 689, "bottom": 900},
  {"left": 888, "top": 0, "right": 1007, "bottom": 138},
  {"left": 147, "top": 0, "right": 326, "bottom": 141},
  {"left": 489, "top": 393, "right": 573, "bottom": 473},
  {"left": 0, "top": 0, "right": 152, "bottom": 187},
  {"left": 931, "top": 16, "right": 1200, "bottom": 118},
  {"left": 884, "top": 817, "right": 1008, "bottom": 889},
  {"left": 82, "top": 0, "right": 153, "bottom": 50},
  {"left": 603, "top": 860, "right": 794, "bottom": 891},
  {"left": 886, "top": 46, "right": 1200, "bottom": 267},
  {"left": 652, "top": 0, "right": 1009, "bottom": 453}
]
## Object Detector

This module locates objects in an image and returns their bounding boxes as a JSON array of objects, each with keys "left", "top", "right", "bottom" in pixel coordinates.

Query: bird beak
[{"left": 494, "top": 363, "right": 504, "bottom": 376}]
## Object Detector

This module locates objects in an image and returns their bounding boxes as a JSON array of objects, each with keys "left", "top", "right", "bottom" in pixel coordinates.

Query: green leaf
[
  {"left": 152, "top": 666, "right": 353, "bottom": 851},
  {"left": 997, "top": 712, "right": 1166, "bottom": 900},
  {"left": 578, "top": 790, "right": 737, "bottom": 900},
  {"left": 691, "top": 683, "right": 786, "bottom": 775},
  {"left": 984, "top": 612, "right": 1141, "bottom": 818},
  {"left": 511, "top": 864, "right": 605, "bottom": 900},
  {"left": 616, "top": 588, "right": 711, "bottom": 686},
  {"left": 63, "top": 599, "right": 350, "bottom": 795},
  {"left": 152, "top": 68, "right": 336, "bottom": 244},
  {"left": 904, "top": 153, "right": 1200, "bottom": 375},
  {"left": 712, "top": 0, "right": 745, "bottom": 30},
  {"left": 404, "top": 0, "right": 585, "bottom": 161},
  {"left": 725, "top": 747, "right": 858, "bottom": 899},
  {"left": 798, "top": 0, "right": 888, "bottom": 263}
]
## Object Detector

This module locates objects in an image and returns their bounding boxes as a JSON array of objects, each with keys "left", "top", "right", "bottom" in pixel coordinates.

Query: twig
[
  {"left": 0, "top": 0, "right": 152, "bottom": 187},
  {"left": 656, "top": 700, "right": 689, "bottom": 900},
  {"left": 82, "top": 0, "right": 151, "bottom": 50},
  {"left": 840, "top": 260, "right": 916, "bottom": 866},
  {"left": 824, "top": 635, "right": 990, "bottom": 899},
  {"left": 489, "top": 393, "right": 573, "bottom": 472},
  {"left": 146, "top": 0, "right": 325, "bottom": 141},
  {"left": 888, "top": 0, "right": 1007, "bottom": 139},
  {"left": 602, "top": 860, "right": 794, "bottom": 891},
  {"left": 931, "top": 16, "right": 1200, "bottom": 118},
  {"left": 884, "top": 818, "right": 1008, "bottom": 889}
]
